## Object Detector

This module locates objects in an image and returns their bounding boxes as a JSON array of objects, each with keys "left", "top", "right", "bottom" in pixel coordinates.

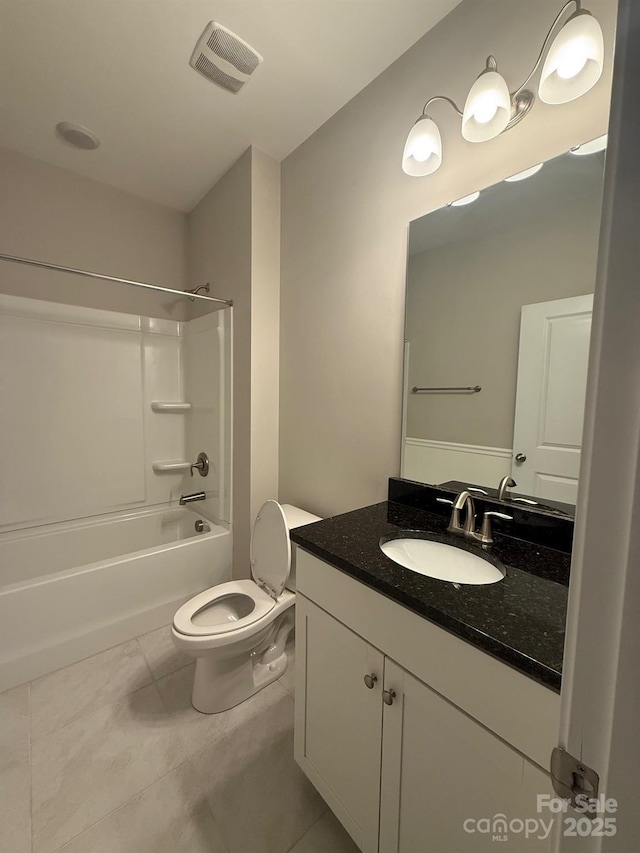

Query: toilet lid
[{"left": 250, "top": 500, "right": 291, "bottom": 597}]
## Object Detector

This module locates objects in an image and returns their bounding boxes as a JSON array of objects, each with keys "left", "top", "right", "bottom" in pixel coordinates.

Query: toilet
[{"left": 172, "top": 500, "right": 321, "bottom": 713}]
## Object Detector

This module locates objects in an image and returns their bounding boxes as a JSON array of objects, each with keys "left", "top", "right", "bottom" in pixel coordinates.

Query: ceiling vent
[
  {"left": 55, "top": 122, "right": 100, "bottom": 150},
  {"left": 190, "top": 22, "right": 263, "bottom": 94}
]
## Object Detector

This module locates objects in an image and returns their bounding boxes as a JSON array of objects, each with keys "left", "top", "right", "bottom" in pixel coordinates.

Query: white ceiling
[{"left": 0, "top": 0, "right": 462, "bottom": 212}]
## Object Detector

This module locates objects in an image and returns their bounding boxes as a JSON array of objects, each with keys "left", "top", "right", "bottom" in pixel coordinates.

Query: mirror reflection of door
[{"left": 512, "top": 295, "right": 593, "bottom": 504}]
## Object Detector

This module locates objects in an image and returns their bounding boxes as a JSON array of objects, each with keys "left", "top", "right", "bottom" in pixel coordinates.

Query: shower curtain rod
[{"left": 0, "top": 252, "right": 233, "bottom": 306}]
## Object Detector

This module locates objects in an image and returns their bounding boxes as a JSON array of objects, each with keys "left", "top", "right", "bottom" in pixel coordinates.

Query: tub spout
[{"left": 180, "top": 492, "right": 206, "bottom": 505}]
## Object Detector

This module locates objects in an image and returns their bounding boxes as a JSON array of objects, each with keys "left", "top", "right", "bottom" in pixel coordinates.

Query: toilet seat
[
  {"left": 173, "top": 580, "right": 276, "bottom": 637},
  {"left": 250, "top": 500, "right": 291, "bottom": 596}
]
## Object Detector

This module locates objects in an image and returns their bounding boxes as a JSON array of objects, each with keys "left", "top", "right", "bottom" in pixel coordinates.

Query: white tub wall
[
  {"left": 0, "top": 295, "right": 195, "bottom": 531},
  {"left": 143, "top": 318, "right": 190, "bottom": 507},
  {"left": 181, "top": 309, "right": 232, "bottom": 525},
  {"left": 1, "top": 296, "right": 146, "bottom": 530}
]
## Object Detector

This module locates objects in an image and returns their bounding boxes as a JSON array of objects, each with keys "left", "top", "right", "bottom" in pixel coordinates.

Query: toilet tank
[{"left": 281, "top": 504, "right": 322, "bottom": 592}]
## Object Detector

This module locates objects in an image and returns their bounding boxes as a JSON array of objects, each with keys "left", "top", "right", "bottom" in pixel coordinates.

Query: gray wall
[
  {"left": 279, "top": 0, "right": 616, "bottom": 518},
  {"left": 0, "top": 147, "right": 188, "bottom": 320},
  {"left": 405, "top": 188, "right": 603, "bottom": 448},
  {"left": 188, "top": 147, "right": 281, "bottom": 576}
]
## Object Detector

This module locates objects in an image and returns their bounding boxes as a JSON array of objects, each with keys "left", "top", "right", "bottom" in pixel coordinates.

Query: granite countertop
[{"left": 290, "top": 501, "right": 570, "bottom": 692}]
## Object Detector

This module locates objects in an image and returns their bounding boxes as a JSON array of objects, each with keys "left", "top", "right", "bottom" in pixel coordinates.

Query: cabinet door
[
  {"left": 379, "top": 659, "right": 553, "bottom": 853},
  {"left": 295, "top": 594, "right": 384, "bottom": 853}
]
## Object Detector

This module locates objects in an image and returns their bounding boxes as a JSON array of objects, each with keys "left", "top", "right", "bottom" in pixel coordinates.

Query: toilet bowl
[{"left": 172, "top": 500, "right": 320, "bottom": 713}]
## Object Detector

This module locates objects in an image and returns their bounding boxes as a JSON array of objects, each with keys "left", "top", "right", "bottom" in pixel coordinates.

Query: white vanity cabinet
[
  {"left": 294, "top": 594, "right": 383, "bottom": 852},
  {"left": 294, "top": 550, "right": 559, "bottom": 853}
]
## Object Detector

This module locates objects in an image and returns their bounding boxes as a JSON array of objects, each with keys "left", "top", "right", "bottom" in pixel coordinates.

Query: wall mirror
[{"left": 401, "top": 141, "right": 606, "bottom": 512}]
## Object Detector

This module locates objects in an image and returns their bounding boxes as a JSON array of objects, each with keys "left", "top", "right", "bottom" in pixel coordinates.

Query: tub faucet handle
[{"left": 190, "top": 452, "right": 210, "bottom": 478}]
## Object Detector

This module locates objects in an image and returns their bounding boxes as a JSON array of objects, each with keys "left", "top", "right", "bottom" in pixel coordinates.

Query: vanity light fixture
[
  {"left": 504, "top": 163, "right": 544, "bottom": 182},
  {"left": 569, "top": 133, "right": 608, "bottom": 155},
  {"left": 402, "top": 0, "right": 604, "bottom": 177}
]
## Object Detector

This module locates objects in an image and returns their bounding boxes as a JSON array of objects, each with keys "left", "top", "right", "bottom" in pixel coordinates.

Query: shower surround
[{"left": 0, "top": 294, "right": 232, "bottom": 690}]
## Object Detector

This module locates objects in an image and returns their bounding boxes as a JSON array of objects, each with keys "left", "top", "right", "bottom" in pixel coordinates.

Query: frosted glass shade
[
  {"left": 461, "top": 70, "right": 511, "bottom": 143},
  {"left": 402, "top": 116, "right": 442, "bottom": 176},
  {"left": 570, "top": 133, "right": 607, "bottom": 156},
  {"left": 450, "top": 191, "right": 480, "bottom": 207},
  {"left": 505, "top": 163, "right": 544, "bottom": 182},
  {"left": 539, "top": 13, "right": 604, "bottom": 104}
]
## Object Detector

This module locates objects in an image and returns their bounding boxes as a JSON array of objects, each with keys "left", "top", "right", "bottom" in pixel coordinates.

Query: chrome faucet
[
  {"left": 497, "top": 476, "right": 516, "bottom": 501},
  {"left": 179, "top": 491, "right": 206, "bottom": 505},
  {"left": 445, "top": 489, "right": 512, "bottom": 545},
  {"left": 447, "top": 490, "right": 476, "bottom": 537}
]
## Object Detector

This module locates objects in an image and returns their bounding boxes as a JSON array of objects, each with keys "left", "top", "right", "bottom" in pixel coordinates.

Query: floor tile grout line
[
  {"left": 134, "top": 636, "right": 156, "bottom": 684},
  {"left": 28, "top": 640, "right": 156, "bottom": 744},
  {"left": 150, "top": 659, "right": 193, "bottom": 684},
  {"left": 183, "top": 750, "right": 233, "bottom": 853},
  {"left": 148, "top": 679, "right": 190, "bottom": 765},
  {"left": 44, "top": 760, "right": 193, "bottom": 853},
  {"left": 29, "top": 677, "right": 160, "bottom": 748},
  {"left": 25, "top": 635, "right": 149, "bottom": 689}
]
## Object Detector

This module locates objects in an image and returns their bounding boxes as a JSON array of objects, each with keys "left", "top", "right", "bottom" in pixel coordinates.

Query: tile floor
[{"left": 0, "top": 627, "right": 359, "bottom": 853}]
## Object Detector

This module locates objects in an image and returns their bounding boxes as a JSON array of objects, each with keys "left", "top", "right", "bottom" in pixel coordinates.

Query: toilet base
[
  {"left": 191, "top": 650, "right": 289, "bottom": 714},
  {"left": 190, "top": 611, "right": 295, "bottom": 714}
]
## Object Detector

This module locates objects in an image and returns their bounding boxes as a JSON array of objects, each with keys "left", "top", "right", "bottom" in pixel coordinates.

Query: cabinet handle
[
  {"left": 363, "top": 673, "right": 378, "bottom": 689},
  {"left": 382, "top": 688, "right": 396, "bottom": 706}
]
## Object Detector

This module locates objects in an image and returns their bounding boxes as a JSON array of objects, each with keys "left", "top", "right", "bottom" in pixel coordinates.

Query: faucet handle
[
  {"left": 190, "top": 452, "right": 210, "bottom": 478},
  {"left": 436, "top": 497, "right": 454, "bottom": 506},
  {"left": 477, "top": 511, "right": 513, "bottom": 545}
]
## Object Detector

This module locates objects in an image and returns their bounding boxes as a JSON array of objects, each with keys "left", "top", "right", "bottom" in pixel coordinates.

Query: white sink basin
[{"left": 380, "top": 536, "right": 505, "bottom": 586}]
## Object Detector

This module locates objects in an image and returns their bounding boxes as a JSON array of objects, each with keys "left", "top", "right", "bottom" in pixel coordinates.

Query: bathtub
[{"left": 0, "top": 506, "right": 232, "bottom": 691}]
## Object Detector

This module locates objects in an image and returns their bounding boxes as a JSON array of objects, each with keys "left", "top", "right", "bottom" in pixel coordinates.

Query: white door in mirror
[
  {"left": 380, "top": 538, "right": 504, "bottom": 585},
  {"left": 513, "top": 294, "right": 593, "bottom": 504}
]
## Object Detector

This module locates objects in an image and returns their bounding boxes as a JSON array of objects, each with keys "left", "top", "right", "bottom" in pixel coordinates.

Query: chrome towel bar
[{"left": 411, "top": 385, "right": 482, "bottom": 393}]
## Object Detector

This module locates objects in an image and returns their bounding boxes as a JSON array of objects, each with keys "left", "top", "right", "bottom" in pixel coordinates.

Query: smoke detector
[
  {"left": 190, "top": 22, "right": 262, "bottom": 94},
  {"left": 55, "top": 122, "right": 100, "bottom": 150}
]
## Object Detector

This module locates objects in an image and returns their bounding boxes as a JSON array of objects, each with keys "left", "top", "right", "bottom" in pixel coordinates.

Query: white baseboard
[{"left": 402, "top": 438, "right": 513, "bottom": 487}]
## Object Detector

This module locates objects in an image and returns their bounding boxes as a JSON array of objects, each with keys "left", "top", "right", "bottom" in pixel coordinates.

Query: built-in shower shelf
[
  {"left": 150, "top": 401, "right": 192, "bottom": 413},
  {"left": 152, "top": 460, "right": 191, "bottom": 473}
]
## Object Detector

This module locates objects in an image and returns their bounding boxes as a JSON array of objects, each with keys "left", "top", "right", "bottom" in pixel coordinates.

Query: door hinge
[{"left": 551, "top": 747, "right": 600, "bottom": 811}]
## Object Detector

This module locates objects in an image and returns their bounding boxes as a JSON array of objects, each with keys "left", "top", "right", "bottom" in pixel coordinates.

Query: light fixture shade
[
  {"left": 402, "top": 116, "right": 442, "bottom": 176},
  {"left": 539, "top": 12, "right": 604, "bottom": 104},
  {"left": 569, "top": 133, "right": 608, "bottom": 155},
  {"left": 449, "top": 191, "right": 480, "bottom": 207},
  {"left": 461, "top": 70, "right": 511, "bottom": 143},
  {"left": 505, "top": 163, "right": 544, "bottom": 182}
]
